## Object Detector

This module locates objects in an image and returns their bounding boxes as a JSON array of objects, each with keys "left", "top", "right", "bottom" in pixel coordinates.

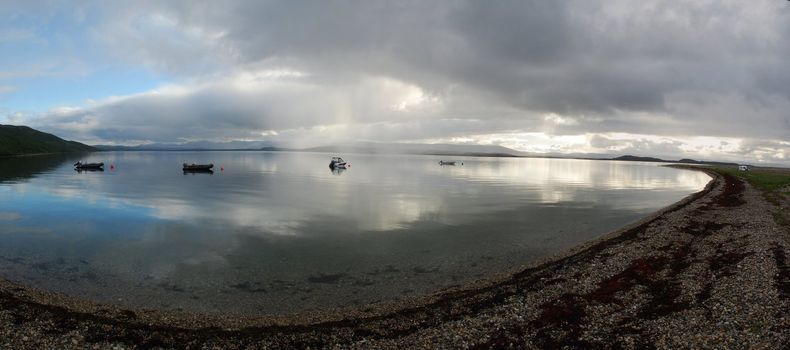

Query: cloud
[
  {"left": 0, "top": 86, "right": 16, "bottom": 94},
  {"left": 2, "top": 0, "right": 789, "bottom": 164},
  {"left": 20, "top": 71, "right": 447, "bottom": 145}
]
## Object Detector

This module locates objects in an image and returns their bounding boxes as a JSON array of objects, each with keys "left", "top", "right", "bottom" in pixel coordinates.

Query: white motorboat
[{"left": 329, "top": 156, "right": 348, "bottom": 169}]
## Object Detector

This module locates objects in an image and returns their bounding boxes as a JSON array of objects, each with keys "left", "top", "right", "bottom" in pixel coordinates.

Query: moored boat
[
  {"left": 329, "top": 157, "right": 348, "bottom": 169},
  {"left": 183, "top": 163, "right": 214, "bottom": 171},
  {"left": 74, "top": 161, "right": 104, "bottom": 169},
  {"left": 439, "top": 160, "right": 456, "bottom": 165}
]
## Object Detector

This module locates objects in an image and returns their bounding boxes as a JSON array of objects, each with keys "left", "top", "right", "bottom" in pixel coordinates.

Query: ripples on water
[{"left": 0, "top": 152, "right": 710, "bottom": 314}]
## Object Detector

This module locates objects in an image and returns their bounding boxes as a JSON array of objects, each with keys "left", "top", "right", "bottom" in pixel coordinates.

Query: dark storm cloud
[
  {"left": 100, "top": 0, "right": 790, "bottom": 122},
  {"left": 6, "top": 0, "right": 790, "bottom": 162}
]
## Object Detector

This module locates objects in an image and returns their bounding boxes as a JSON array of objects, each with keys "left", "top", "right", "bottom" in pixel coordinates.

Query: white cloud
[
  {"left": 2, "top": 1, "right": 789, "bottom": 165},
  {"left": 18, "top": 71, "right": 443, "bottom": 145}
]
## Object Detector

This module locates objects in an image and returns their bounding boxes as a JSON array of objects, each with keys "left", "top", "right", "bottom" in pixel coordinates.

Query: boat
[
  {"left": 74, "top": 161, "right": 104, "bottom": 169},
  {"left": 439, "top": 160, "right": 456, "bottom": 166},
  {"left": 329, "top": 157, "right": 348, "bottom": 169},
  {"left": 183, "top": 163, "right": 214, "bottom": 171}
]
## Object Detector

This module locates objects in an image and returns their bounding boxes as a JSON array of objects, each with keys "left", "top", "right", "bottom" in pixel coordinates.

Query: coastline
[
  {"left": 2, "top": 166, "right": 789, "bottom": 348},
  {"left": 0, "top": 151, "right": 93, "bottom": 159}
]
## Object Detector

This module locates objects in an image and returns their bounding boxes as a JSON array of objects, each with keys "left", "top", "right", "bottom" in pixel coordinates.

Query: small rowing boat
[
  {"left": 183, "top": 163, "right": 214, "bottom": 171},
  {"left": 74, "top": 161, "right": 104, "bottom": 169}
]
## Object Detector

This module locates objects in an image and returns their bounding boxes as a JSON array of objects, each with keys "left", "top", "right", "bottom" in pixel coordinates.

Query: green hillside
[{"left": 0, "top": 124, "right": 95, "bottom": 155}]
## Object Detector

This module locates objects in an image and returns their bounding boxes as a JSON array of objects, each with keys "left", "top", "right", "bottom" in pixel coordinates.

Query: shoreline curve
[{"left": 0, "top": 167, "right": 727, "bottom": 340}]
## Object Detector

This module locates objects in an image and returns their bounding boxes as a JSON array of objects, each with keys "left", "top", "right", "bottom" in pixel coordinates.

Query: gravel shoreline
[{"left": 2, "top": 167, "right": 789, "bottom": 348}]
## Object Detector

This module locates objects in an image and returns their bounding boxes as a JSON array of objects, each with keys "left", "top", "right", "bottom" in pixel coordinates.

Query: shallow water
[{"left": 0, "top": 152, "right": 710, "bottom": 314}]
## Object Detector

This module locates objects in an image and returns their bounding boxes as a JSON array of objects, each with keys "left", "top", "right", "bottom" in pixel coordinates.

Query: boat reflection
[
  {"left": 75, "top": 167, "right": 104, "bottom": 173},
  {"left": 330, "top": 167, "right": 346, "bottom": 175},
  {"left": 183, "top": 169, "right": 214, "bottom": 175}
]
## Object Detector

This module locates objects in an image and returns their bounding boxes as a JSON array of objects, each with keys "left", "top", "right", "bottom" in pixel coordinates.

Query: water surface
[{"left": 0, "top": 152, "right": 710, "bottom": 314}]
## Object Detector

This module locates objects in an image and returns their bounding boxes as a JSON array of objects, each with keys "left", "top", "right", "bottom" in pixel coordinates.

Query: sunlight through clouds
[{"left": 0, "top": 0, "right": 788, "bottom": 165}]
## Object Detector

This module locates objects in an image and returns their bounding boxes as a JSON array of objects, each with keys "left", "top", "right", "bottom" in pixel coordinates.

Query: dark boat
[
  {"left": 74, "top": 161, "right": 104, "bottom": 169},
  {"left": 183, "top": 163, "right": 213, "bottom": 171}
]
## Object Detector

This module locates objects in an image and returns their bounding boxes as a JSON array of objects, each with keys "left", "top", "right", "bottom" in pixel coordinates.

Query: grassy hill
[{"left": 0, "top": 124, "right": 95, "bottom": 156}]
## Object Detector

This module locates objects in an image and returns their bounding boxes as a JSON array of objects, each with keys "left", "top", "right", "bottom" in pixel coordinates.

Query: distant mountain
[
  {"left": 0, "top": 124, "right": 95, "bottom": 156},
  {"left": 612, "top": 155, "right": 666, "bottom": 162},
  {"left": 95, "top": 140, "right": 523, "bottom": 157},
  {"left": 305, "top": 142, "right": 523, "bottom": 157},
  {"left": 611, "top": 154, "right": 739, "bottom": 166},
  {"left": 95, "top": 140, "right": 275, "bottom": 151},
  {"left": 677, "top": 158, "right": 702, "bottom": 164},
  {"left": 90, "top": 139, "right": 745, "bottom": 167}
]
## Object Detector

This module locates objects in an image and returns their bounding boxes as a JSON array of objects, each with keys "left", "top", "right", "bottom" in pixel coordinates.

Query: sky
[{"left": 0, "top": 1, "right": 788, "bottom": 165}]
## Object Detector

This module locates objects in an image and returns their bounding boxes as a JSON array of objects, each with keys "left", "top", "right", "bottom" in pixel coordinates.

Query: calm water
[{"left": 0, "top": 152, "right": 710, "bottom": 314}]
